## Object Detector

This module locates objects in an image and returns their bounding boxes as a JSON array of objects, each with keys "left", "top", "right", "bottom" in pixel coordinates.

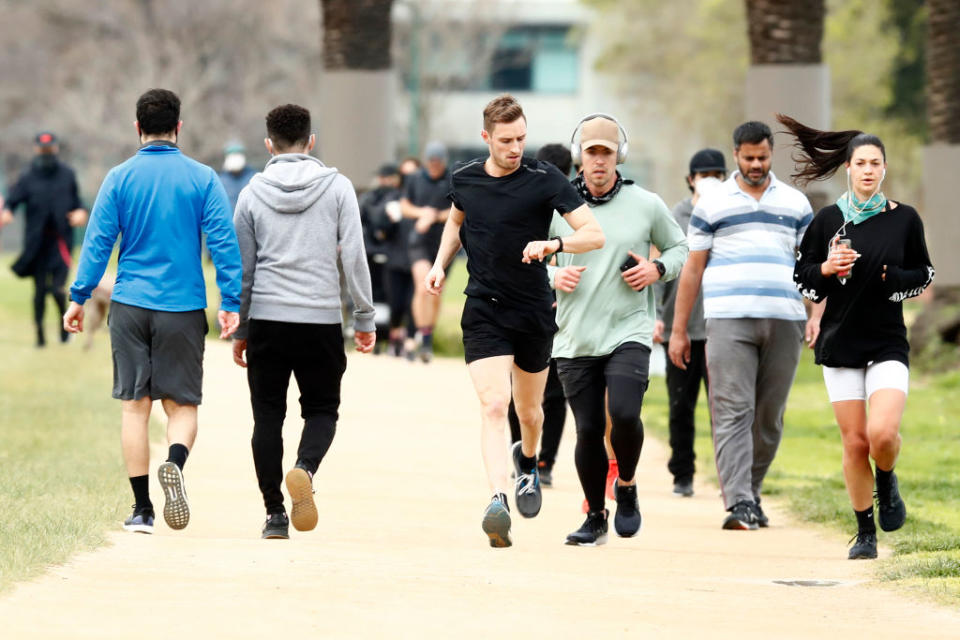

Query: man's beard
[{"left": 739, "top": 166, "right": 769, "bottom": 187}]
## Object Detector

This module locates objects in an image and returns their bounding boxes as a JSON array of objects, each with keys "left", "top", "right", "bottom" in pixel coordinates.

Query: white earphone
[{"left": 570, "top": 113, "right": 629, "bottom": 165}]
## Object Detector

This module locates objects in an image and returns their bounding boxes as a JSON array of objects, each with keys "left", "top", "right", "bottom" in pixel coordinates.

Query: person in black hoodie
[
  {"left": 780, "top": 114, "right": 934, "bottom": 561},
  {"left": 1, "top": 132, "right": 87, "bottom": 346}
]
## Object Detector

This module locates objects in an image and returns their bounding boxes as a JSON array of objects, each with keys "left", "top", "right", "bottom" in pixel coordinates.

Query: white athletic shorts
[{"left": 822, "top": 360, "right": 910, "bottom": 403}]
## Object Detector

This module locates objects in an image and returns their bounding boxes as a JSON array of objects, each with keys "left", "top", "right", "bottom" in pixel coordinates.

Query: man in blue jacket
[{"left": 63, "top": 88, "right": 243, "bottom": 534}]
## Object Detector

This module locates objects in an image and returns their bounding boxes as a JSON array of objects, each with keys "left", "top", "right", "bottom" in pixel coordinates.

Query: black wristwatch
[
  {"left": 652, "top": 259, "right": 666, "bottom": 279},
  {"left": 550, "top": 236, "right": 564, "bottom": 253}
]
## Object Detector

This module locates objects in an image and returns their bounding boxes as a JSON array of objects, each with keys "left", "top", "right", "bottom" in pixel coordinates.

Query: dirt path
[{"left": 2, "top": 341, "right": 958, "bottom": 638}]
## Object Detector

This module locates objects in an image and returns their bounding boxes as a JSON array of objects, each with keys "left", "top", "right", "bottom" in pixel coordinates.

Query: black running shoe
[
  {"left": 672, "top": 478, "right": 694, "bottom": 497},
  {"left": 876, "top": 472, "right": 906, "bottom": 532},
  {"left": 261, "top": 512, "right": 290, "bottom": 540},
  {"left": 122, "top": 505, "right": 155, "bottom": 534},
  {"left": 537, "top": 461, "right": 553, "bottom": 487},
  {"left": 565, "top": 509, "right": 609, "bottom": 546},
  {"left": 613, "top": 480, "right": 641, "bottom": 537},
  {"left": 722, "top": 500, "right": 758, "bottom": 530},
  {"left": 481, "top": 495, "right": 512, "bottom": 548},
  {"left": 848, "top": 531, "right": 878, "bottom": 559},
  {"left": 157, "top": 462, "right": 190, "bottom": 530},
  {"left": 286, "top": 464, "right": 318, "bottom": 532},
  {"left": 752, "top": 498, "right": 770, "bottom": 528},
  {"left": 511, "top": 441, "right": 542, "bottom": 518}
]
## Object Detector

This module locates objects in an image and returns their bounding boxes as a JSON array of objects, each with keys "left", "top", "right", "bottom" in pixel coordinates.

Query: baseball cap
[
  {"left": 689, "top": 148, "right": 726, "bottom": 175},
  {"left": 35, "top": 131, "right": 58, "bottom": 147},
  {"left": 424, "top": 141, "right": 448, "bottom": 161},
  {"left": 579, "top": 117, "right": 620, "bottom": 152},
  {"left": 377, "top": 163, "right": 399, "bottom": 177}
]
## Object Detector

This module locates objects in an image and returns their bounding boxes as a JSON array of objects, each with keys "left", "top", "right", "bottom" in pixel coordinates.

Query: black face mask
[{"left": 33, "top": 153, "right": 58, "bottom": 173}]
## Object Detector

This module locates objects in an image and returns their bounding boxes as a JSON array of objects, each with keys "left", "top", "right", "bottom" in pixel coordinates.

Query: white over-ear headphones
[{"left": 570, "top": 113, "right": 629, "bottom": 165}]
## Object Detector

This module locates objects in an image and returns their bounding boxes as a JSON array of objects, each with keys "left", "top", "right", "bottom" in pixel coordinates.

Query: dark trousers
[
  {"left": 557, "top": 343, "right": 650, "bottom": 513},
  {"left": 386, "top": 268, "right": 414, "bottom": 334},
  {"left": 663, "top": 339, "right": 708, "bottom": 483},
  {"left": 33, "top": 259, "right": 68, "bottom": 343},
  {"left": 246, "top": 319, "right": 346, "bottom": 514},
  {"left": 508, "top": 359, "right": 566, "bottom": 468}
]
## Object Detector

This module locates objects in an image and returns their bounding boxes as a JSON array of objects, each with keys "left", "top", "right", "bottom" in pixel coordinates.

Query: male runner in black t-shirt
[{"left": 425, "top": 95, "right": 605, "bottom": 547}]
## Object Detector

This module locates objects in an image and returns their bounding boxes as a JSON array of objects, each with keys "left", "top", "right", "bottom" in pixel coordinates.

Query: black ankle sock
[
  {"left": 167, "top": 443, "right": 189, "bottom": 471},
  {"left": 421, "top": 330, "right": 433, "bottom": 350},
  {"left": 129, "top": 475, "right": 152, "bottom": 511},
  {"left": 855, "top": 506, "right": 876, "bottom": 534},
  {"left": 519, "top": 453, "right": 537, "bottom": 474},
  {"left": 875, "top": 466, "right": 893, "bottom": 492}
]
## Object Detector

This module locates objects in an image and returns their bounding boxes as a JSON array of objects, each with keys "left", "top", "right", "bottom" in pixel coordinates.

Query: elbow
[{"left": 591, "top": 226, "right": 606, "bottom": 251}]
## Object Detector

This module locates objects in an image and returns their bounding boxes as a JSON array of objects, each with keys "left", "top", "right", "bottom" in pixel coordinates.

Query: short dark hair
[
  {"left": 266, "top": 104, "right": 311, "bottom": 150},
  {"left": 733, "top": 121, "right": 773, "bottom": 149},
  {"left": 136, "top": 89, "right": 181, "bottom": 136},
  {"left": 483, "top": 94, "right": 525, "bottom": 133},
  {"left": 535, "top": 143, "right": 572, "bottom": 176}
]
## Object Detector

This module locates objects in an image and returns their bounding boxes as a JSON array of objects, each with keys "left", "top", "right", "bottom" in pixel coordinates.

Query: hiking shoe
[
  {"left": 752, "top": 498, "right": 770, "bottom": 528},
  {"left": 672, "top": 478, "right": 694, "bottom": 497},
  {"left": 481, "top": 495, "right": 512, "bottom": 548},
  {"left": 848, "top": 531, "right": 878, "bottom": 559},
  {"left": 511, "top": 441, "right": 542, "bottom": 518},
  {"left": 157, "top": 462, "right": 190, "bottom": 530},
  {"left": 876, "top": 472, "right": 906, "bottom": 532},
  {"left": 605, "top": 460, "right": 619, "bottom": 500},
  {"left": 285, "top": 465, "right": 318, "bottom": 532},
  {"left": 261, "top": 512, "right": 290, "bottom": 540},
  {"left": 122, "top": 505, "right": 155, "bottom": 534},
  {"left": 418, "top": 344, "right": 433, "bottom": 363},
  {"left": 565, "top": 509, "right": 609, "bottom": 546},
  {"left": 613, "top": 480, "right": 642, "bottom": 537},
  {"left": 537, "top": 460, "right": 553, "bottom": 487},
  {"left": 722, "top": 500, "right": 758, "bottom": 530}
]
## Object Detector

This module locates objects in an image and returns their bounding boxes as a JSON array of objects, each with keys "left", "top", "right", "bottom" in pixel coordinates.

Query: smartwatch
[{"left": 652, "top": 259, "right": 666, "bottom": 279}]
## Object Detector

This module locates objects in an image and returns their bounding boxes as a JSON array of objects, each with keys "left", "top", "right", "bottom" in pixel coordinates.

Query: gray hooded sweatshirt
[{"left": 233, "top": 154, "right": 374, "bottom": 339}]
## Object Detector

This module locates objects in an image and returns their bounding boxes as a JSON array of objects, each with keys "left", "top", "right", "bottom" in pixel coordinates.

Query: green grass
[{"left": 0, "top": 262, "right": 133, "bottom": 593}]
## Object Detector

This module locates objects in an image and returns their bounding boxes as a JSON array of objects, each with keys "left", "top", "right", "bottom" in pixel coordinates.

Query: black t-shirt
[
  {"left": 449, "top": 156, "right": 584, "bottom": 312},
  {"left": 793, "top": 202, "right": 934, "bottom": 368}
]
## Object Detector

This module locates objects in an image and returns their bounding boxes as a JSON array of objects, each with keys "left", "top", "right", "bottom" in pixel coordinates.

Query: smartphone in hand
[{"left": 620, "top": 255, "right": 639, "bottom": 272}]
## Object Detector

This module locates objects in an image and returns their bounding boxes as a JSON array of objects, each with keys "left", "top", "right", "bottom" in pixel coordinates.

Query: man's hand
[
  {"left": 668, "top": 328, "right": 691, "bottom": 370},
  {"left": 425, "top": 263, "right": 445, "bottom": 296},
  {"left": 218, "top": 310, "right": 239, "bottom": 339},
  {"left": 653, "top": 319, "right": 665, "bottom": 344},
  {"left": 522, "top": 238, "right": 561, "bottom": 264},
  {"left": 0, "top": 208, "right": 13, "bottom": 228},
  {"left": 354, "top": 330, "right": 376, "bottom": 353},
  {"left": 414, "top": 207, "right": 438, "bottom": 233},
  {"left": 67, "top": 208, "right": 88, "bottom": 227},
  {"left": 621, "top": 251, "right": 660, "bottom": 291},
  {"left": 804, "top": 316, "right": 821, "bottom": 349},
  {"left": 554, "top": 265, "right": 586, "bottom": 293},
  {"left": 63, "top": 301, "right": 85, "bottom": 334},
  {"left": 232, "top": 339, "right": 248, "bottom": 367}
]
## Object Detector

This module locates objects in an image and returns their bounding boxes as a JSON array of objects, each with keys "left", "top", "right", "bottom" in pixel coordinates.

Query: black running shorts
[
  {"left": 108, "top": 301, "right": 208, "bottom": 405},
  {"left": 460, "top": 296, "right": 555, "bottom": 374},
  {"left": 407, "top": 224, "right": 443, "bottom": 265}
]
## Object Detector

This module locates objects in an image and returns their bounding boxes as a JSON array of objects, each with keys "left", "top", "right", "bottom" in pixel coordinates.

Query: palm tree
[
  {"left": 745, "top": 0, "right": 824, "bottom": 64},
  {"left": 317, "top": 0, "right": 395, "bottom": 183},
  {"left": 926, "top": 0, "right": 960, "bottom": 145}
]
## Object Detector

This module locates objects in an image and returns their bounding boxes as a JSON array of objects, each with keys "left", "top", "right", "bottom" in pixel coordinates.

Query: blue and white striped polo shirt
[{"left": 687, "top": 171, "right": 813, "bottom": 321}]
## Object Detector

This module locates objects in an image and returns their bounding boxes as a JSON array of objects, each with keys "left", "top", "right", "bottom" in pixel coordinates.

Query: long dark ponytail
[{"left": 776, "top": 114, "right": 886, "bottom": 186}]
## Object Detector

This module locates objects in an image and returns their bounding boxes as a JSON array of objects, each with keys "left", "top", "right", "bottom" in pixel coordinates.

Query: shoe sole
[
  {"left": 122, "top": 523, "right": 154, "bottom": 534},
  {"left": 157, "top": 462, "right": 190, "bottom": 530},
  {"left": 286, "top": 468, "right": 318, "bottom": 532},
  {"left": 848, "top": 550, "right": 878, "bottom": 560},
  {"left": 482, "top": 507, "right": 512, "bottom": 548},
  {"left": 262, "top": 532, "right": 290, "bottom": 540},
  {"left": 722, "top": 517, "right": 757, "bottom": 531},
  {"left": 565, "top": 532, "right": 609, "bottom": 546}
]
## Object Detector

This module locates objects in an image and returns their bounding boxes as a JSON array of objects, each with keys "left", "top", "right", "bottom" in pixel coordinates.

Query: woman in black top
[{"left": 778, "top": 115, "right": 934, "bottom": 560}]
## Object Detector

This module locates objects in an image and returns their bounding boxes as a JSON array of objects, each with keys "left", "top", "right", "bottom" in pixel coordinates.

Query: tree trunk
[
  {"left": 317, "top": 0, "right": 395, "bottom": 185},
  {"left": 926, "top": 0, "right": 960, "bottom": 143},
  {"left": 745, "top": 0, "right": 824, "bottom": 64}
]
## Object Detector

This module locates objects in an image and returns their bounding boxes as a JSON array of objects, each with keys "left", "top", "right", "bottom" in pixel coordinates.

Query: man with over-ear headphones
[{"left": 548, "top": 114, "right": 688, "bottom": 545}]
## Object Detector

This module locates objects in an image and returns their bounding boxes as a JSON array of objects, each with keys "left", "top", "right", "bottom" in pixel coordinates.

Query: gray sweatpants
[{"left": 705, "top": 318, "right": 804, "bottom": 510}]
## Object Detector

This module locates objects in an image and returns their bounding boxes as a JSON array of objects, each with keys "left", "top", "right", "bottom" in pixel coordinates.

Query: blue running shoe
[
  {"left": 123, "top": 505, "right": 155, "bottom": 534},
  {"left": 482, "top": 495, "right": 512, "bottom": 548}
]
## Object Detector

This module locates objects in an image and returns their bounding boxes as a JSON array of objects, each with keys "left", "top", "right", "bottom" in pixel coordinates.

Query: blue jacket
[{"left": 70, "top": 143, "right": 242, "bottom": 312}]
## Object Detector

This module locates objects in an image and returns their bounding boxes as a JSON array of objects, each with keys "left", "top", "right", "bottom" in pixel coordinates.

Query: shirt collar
[{"left": 139, "top": 139, "right": 179, "bottom": 151}]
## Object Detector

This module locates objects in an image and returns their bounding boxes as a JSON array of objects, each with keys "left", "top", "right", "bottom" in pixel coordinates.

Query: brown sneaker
[{"left": 285, "top": 466, "right": 318, "bottom": 532}]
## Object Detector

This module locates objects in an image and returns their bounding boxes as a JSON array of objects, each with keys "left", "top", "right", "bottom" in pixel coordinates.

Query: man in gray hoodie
[{"left": 232, "top": 104, "right": 376, "bottom": 539}]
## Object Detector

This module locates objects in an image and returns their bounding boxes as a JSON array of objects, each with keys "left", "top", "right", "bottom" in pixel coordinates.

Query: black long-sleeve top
[{"left": 794, "top": 202, "right": 934, "bottom": 368}]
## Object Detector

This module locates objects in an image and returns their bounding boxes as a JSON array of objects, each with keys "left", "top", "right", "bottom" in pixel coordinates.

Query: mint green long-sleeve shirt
[{"left": 548, "top": 183, "right": 688, "bottom": 358}]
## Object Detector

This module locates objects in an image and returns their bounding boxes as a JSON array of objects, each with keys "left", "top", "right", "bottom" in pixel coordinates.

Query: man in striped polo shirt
[{"left": 668, "top": 121, "right": 818, "bottom": 530}]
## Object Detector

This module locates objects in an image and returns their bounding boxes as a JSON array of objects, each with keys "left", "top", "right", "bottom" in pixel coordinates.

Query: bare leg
[
  {"left": 161, "top": 398, "right": 198, "bottom": 451},
  {"left": 468, "top": 356, "right": 514, "bottom": 494},
  {"left": 510, "top": 364, "right": 549, "bottom": 458},
  {"left": 121, "top": 397, "right": 153, "bottom": 476},
  {"left": 832, "top": 400, "right": 872, "bottom": 510},
  {"left": 867, "top": 389, "right": 906, "bottom": 471},
  {"left": 410, "top": 260, "right": 433, "bottom": 332}
]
